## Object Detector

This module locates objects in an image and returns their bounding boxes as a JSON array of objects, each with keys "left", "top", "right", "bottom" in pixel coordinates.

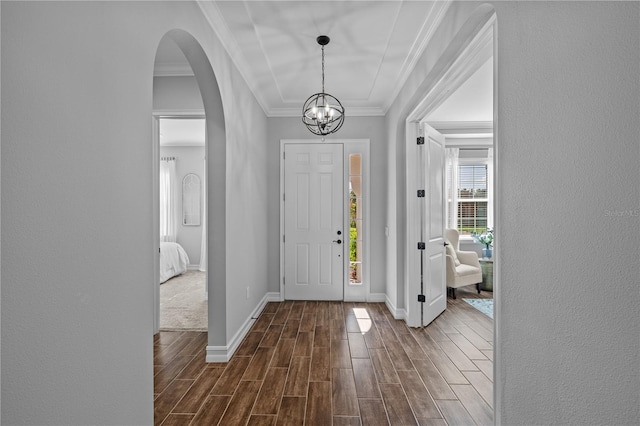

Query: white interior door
[
  {"left": 421, "top": 123, "right": 447, "bottom": 325},
  {"left": 284, "top": 143, "right": 344, "bottom": 300}
]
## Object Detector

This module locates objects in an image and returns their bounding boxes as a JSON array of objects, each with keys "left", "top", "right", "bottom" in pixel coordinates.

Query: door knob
[
  {"left": 333, "top": 239, "right": 342, "bottom": 244},
  {"left": 337, "top": 230, "right": 342, "bottom": 235}
]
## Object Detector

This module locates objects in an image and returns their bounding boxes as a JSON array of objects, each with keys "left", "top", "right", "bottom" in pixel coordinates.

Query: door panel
[
  {"left": 284, "top": 143, "right": 344, "bottom": 300},
  {"left": 428, "top": 253, "right": 445, "bottom": 302},
  {"left": 295, "top": 244, "right": 309, "bottom": 284},
  {"left": 295, "top": 174, "right": 310, "bottom": 229},
  {"left": 422, "top": 124, "right": 447, "bottom": 326}
]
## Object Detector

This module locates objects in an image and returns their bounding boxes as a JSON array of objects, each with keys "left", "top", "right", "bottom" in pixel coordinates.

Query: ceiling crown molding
[
  {"left": 382, "top": 0, "right": 452, "bottom": 114},
  {"left": 197, "top": 0, "right": 271, "bottom": 114}
]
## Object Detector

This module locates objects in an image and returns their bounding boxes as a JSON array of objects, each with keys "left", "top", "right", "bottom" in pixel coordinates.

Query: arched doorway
[{"left": 152, "top": 30, "right": 227, "bottom": 349}]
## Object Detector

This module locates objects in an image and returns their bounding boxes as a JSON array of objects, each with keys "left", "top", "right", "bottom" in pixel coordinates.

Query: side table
[{"left": 479, "top": 258, "right": 493, "bottom": 291}]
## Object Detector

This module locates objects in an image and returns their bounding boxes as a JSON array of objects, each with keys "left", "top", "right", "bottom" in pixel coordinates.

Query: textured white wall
[
  {"left": 1, "top": 1, "right": 268, "bottom": 424},
  {"left": 386, "top": 1, "right": 639, "bottom": 424},
  {"left": 0, "top": 3, "right": 3, "bottom": 421},
  {"left": 493, "top": 2, "right": 639, "bottom": 424}
]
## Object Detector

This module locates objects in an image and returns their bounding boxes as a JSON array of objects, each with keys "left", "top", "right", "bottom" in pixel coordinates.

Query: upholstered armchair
[{"left": 445, "top": 228, "right": 483, "bottom": 299}]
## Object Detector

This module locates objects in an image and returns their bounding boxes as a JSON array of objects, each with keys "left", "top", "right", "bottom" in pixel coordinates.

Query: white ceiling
[
  {"left": 154, "top": 0, "right": 492, "bottom": 122},
  {"left": 427, "top": 57, "right": 493, "bottom": 123}
]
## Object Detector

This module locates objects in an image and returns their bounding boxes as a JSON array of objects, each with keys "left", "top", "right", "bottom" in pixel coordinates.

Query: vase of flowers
[{"left": 472, "top": 228, "right": 494, "bottom": 259}]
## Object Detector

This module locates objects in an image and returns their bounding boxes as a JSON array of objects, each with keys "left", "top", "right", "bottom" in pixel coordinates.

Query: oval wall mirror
[{"left": 182, "top": 173, "right": 201, "bottom": 226}]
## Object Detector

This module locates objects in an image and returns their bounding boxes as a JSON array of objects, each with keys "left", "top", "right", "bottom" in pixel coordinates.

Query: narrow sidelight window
[{"left": 349, "top": 154, "right": 363, "bottom": 284}]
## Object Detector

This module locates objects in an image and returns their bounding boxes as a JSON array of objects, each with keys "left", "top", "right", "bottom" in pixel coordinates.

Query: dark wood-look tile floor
[{"left": 154, "top": 289, "right": 493, "bottom": 425}]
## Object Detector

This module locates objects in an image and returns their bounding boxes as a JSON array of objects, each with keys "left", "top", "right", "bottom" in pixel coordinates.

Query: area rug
[
  {"left": 160, "top": 270, "right": 207, "bottom": 331},
  {"left": 463, "top": 298, "right": 493, "bottom": 319}
]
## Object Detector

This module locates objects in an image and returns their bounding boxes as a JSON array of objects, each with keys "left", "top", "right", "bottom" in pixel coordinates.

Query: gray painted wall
[
  {"left": 1, "top": 1, "right": 268, "bottom": 424},
  {"left": 153, "top": 76, "right": 203, "bottom": 113},
  {"left": 267, "top": 116, "right": 387, "bottom": 296}
]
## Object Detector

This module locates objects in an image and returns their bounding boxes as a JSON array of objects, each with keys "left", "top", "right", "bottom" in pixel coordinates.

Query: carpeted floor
[
  {"left": 160, "top": 270, "right": 207, "bottom": 331},
  {"left": 463, "top": 297, "right": 493, "bottom": 318}
]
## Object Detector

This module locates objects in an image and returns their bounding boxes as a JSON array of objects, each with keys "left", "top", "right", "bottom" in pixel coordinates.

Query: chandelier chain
[
  {"left": 321, "top": 45, "right": 325, "bottom": 93},
  {"left": 302, "top": 35, "right": 344, "bottom": 136}
]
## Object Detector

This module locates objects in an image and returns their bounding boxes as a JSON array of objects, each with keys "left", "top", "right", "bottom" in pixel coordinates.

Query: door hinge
[
  {"left": 417, "top": 189, "right": 425, "bottom": 198},
  {"left": 283, "top": 193, "right": 285, "bottom": 202},
  {"left": 417, "top": 294, "right": 426, "bottom": 303},
  {"left": 417, "top": 136, "right": 425, "bottom": 145},
  {"left": 417, "top": 242, "right": 426, "bottom": 250},
  {"left": 283, "top": 277, "right": 285, "bottom": 285},
  {"left": 283, "top": 152, "right": 286, "bottom": 160},
  {"left": 283, "top": 235, "right": 285, "bottom": 243}
]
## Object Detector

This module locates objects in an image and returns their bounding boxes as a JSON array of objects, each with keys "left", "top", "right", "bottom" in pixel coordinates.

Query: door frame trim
[
  {"left": 404, "top": 12, "right": 495, "bottom": 327},
  {"left": 279, "top": 139, "right": 371, "bottom": 302},
  {"left": 404, "top": 121, "right": 426, "bottom": 327},
  {"left": 152, "top": 113, "right": 206, "bottom": 334},
  {"left": 402, "top": 8, "right": 499, "bottom": 423}
]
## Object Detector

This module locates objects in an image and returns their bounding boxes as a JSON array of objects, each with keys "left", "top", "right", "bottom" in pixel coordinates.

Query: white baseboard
[
  {"left": 385, "top": 295, "right": 407, "bottom": 320},
  {"left": 367, "top": 293, "right": 387, "bottom": 303},
  {"left": 206, "top": 293, "right": 271, "bottom": 362},
  {"left": 205, "top": 345, "right": 231, "bottom": 363},
  {"left": 262, "top": 291, "right": 384, "bottom": 304},
  {"left": 265, "top": 292, "right": 281, "bottom": 302},
  {"left": 206, "top": 291, "right": 277, "bottom": 362}
]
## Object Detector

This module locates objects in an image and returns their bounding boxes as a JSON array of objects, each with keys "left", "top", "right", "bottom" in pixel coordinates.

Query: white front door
[
  {"left": 283, "top": 143, "right": 344, "bottom": 300},
  {"left": 421, "top": 124, "right": 447, "bottom": 325}
]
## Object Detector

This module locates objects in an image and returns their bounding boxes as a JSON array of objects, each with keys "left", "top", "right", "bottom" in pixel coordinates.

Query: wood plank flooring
[{"left": 154, "top": 288, "right": 493, "bottom": 425}]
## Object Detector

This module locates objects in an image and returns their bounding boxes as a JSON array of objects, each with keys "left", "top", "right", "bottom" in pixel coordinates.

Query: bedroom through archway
[
  {"left": 151, "top": 30, "right": 228, "bottom": 348},
  {"left": 157, "top": 116, "right": 208, "bottom": 331}
]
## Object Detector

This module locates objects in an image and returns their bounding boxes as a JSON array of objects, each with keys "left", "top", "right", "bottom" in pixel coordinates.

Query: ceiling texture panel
[
  {"left": 196, "top": 0, "right": 453, "bottom": 117},
  {"left": 155, "top": 1, "right": 491, "bottom": 122}
]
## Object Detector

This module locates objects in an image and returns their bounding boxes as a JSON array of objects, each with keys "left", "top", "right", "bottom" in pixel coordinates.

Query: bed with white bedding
[{"left": 160, "top": 242, "right": 190, "bottom": 283}]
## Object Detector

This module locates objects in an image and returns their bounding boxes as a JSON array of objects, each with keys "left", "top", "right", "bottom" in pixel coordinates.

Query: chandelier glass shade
[
  {"left": 302, "top": 93, "right": 345, "bottom": 136},
  {"left": 302, "top": 36, "right": 345, "bottom": 136}
]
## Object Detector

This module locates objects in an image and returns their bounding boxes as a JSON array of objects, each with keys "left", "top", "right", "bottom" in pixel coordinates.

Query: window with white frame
[{"left": 446, "top": 148, "right": 493, "bottom": 236}]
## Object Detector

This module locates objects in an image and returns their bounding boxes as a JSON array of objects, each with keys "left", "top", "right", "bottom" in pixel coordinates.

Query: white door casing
[{"left": 283, "top": 143, "right": 344, "bottom": 300}]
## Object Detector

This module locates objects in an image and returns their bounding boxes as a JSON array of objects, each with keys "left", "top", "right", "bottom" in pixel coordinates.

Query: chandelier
[{"left": 302, "top": 35, "right": 345, "bottom": 136}]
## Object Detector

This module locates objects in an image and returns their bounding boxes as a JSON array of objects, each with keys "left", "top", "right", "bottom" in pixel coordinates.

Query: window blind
[{"left": 457, "top": 164, "right": 488, "bottom": 234}]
